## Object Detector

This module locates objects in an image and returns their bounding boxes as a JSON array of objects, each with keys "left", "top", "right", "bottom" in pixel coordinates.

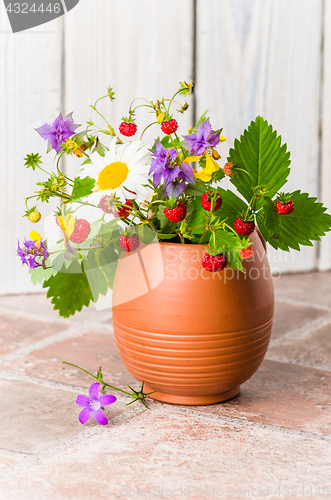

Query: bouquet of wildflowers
[{"left": 18, "top": 82, "right": 331, "bottom": 317}]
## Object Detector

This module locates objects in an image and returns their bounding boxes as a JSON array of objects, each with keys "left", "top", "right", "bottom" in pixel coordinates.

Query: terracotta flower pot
[{"left": 112, "top": 230, "right": 274, "bottom": 405}]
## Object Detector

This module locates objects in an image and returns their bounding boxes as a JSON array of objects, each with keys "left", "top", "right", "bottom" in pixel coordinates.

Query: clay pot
[{"left": 112, "top": 230, "right": 274, "bottom": 405}]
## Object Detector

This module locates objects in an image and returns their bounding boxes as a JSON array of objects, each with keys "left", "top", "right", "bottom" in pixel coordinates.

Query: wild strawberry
[
  {"left": 161, "top": 119, "right": 178, "bottom": 135},
  {"left": 99, "top": 195, "right": 113, "bottom": 214},
  {"left": 119, "top": 122, "right": 137, "bottom": 137},
  {"left": 201, "top": 191, "right": 222, "bottom": 212},
  {"left": 100, "top": 196, "right": 133, "bottom": 218},
  {"left": 69, "top": 219, "right": 91, "bottom": 244},
  {"left": 28, "top": 210, "right": 41, "bottom": 223},
  {"left": 275, "top": 199, "right": 294, "bottom": 215},
  {"left": 119, "top": 234, "right": 140, "bottom": 252},
  {"left": 163, "top": 201, "right": 187, "bottom": 223},
  {"left": 234, "top": 218, "right": 255, "bottom": 236},
  {"left": 223, "top": 162, "right": 234, "bottom": 177},
  {"left": 202, "top": 253, "right": 227, "bottom": 272},
  {"left": 115, "top": 199, "right": 134, "bottom": 218},
  {"left": 240, "top": 246, "right": 254, "bottom": 260}
]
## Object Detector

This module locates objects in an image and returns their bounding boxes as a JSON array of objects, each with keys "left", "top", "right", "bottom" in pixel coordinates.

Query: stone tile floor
[{"left": 0, "top": 272, "right": 330, "bottom": 499}]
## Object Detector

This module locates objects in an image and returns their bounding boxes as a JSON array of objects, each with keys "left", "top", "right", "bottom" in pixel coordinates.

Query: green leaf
[
  {"left": 29, "top": 264, "right": 57, "bottom": 285},
  {"left": 209, "top": 230, "right": 244, "bottom": 271},
  {"left": 71, "top": 176, "right": 95, "bottom": 200},
  {"left": 185, "top": 181, "right": 206, "bottom": 197},
  {"left": 94, "top": 244, "right": 119, "bottom": 288},
  {"left": 157, "top": 233, "right": 178, "bottom": 240},
  {"left": 83, "top": 251, "right": 109, "bottom": 302},
  {"left": 257, "top": 190, "right": 331, "bottom": 251},
  {"left": 260, "top": 196, "right": 280, "bottom": 238},
  {"left": 217, "top": 188, "right": 248, "bottom": 227},
  {"left": 43, "top": 261, "right": 93, "bottom": 318},
  {"left": 228, "top": 116, "right": 291, "bottom": 203}
]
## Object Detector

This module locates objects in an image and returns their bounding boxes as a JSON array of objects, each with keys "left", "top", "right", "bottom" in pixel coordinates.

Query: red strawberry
[
  {"left": 240, "top": 246, "right": 254, "bottom": 260},
  {"left": 223, "top": 162, "right": 234, "bottom": 177},
  {"left": 100, "top": 196, "right": 133, "bottom": 218},
  {"left": 119, "top": 122, "right": 137, "bottom": 137},
  {"left": 202, "top": 253, "right": 227, "bottom": 272},
  {"left": 161, "top": 119, "right": 178, "bottom": 135},
  {"left": 119, "top": 234, "right": 140, "bottom": 252},
  {"left": 163, "top": 201, "right": 187, "bottom": 223},
  {"left": 275, "top": 199, "right": 294, "bottom": 215},
  {"left": 201, "top": 191, "right": 222, "bottom": 212},
  {"left": 115, "top": 199, "right": 134, "bottom": 219},
  {"left": 234, "top": 218, "right": 255, "bottom": 236},
  {"left": 99, "top": 195, "right": 112, "bottom": 214},
  {"left": 69, "top": 219, "right": 91, "bottom": 244}
]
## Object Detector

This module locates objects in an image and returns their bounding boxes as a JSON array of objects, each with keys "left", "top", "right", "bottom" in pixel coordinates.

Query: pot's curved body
[{"left": 112, "top": 231, "right": 274, "bottom": 405}]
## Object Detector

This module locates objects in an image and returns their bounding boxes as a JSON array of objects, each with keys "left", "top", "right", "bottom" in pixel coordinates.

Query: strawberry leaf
[
  {"left": 217, "top": 188, "right": 248, "bottom": 227},
  {"left": 209, "top": 230, "right": 244, "bottom": 271},
  {"left": 71, "top": 176, "right": 95, "bottom": 201},
  {"left": 228, "top": 116, "right": 291, "bottom": 203},
  {"left": 260, "top": 196, "right": 280, "bottom": 238},
  {"left": 43, "top": 261, "right": 93, "bottom": 318},
  {"left": 257, "top": 190, "right": 331, "bottom": 251}
]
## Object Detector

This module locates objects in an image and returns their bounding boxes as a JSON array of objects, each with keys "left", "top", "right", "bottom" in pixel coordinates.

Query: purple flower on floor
[
  {"left": 184, "top": 120, "right": 220, "bottom": 156},
  {"left": 36, "top": 112, "right": 80, "bottom": 153},
  {"left": 76, "top": 382, "right": 117, "bottom": 426},
  {"left": 17, "top": 238, "right": 49, "bottom": 269}
]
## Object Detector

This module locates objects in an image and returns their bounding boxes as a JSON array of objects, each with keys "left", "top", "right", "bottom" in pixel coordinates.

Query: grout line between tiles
[
  {"left": 0, "top": 323, "right": 111, "bottom": 366},
  {"left": 274, "top": 296, "right": 331, "bottom": 312},
  {"left": 167, "top": 405, "right": 331, "bottom": 443},
  {"left": 0, "top": 404, "right": 148, "bottom": 482},
  {"left": 268, "top": 312, "right": 331, "bottom": 349},
  {"left": 265, "top": 353, "right": 331, "bottom": 372}
]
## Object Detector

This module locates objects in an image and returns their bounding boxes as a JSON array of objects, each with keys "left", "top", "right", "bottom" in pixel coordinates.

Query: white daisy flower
[{"left": 79, "top": 138, "right": 152, "bottom": 206}]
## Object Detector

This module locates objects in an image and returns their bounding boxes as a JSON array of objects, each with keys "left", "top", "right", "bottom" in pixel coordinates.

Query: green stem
[
  {"left": 61, "top": 362, "right": 132, "bottom": 396},
  {"left": 140, "top": 121, "right": 158, "bottom": 140}
]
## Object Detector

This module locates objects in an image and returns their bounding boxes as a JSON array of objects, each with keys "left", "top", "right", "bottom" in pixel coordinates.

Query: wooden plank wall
[{"left": 1, "top": 0, "right": 330, "bottom": 294}]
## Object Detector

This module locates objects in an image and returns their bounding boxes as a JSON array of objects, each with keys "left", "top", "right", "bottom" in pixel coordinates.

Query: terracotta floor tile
[
  {"left": 0, "top": 293, "right": 112, "bottom": 324},
  {"left": 189, "top": 360, "right": 331, "bottom": 435},
  {"left": 273, "top": 271, "right": 331, "bottom": 308},
  {"left": 0, "top": 451, "right": 25, "bottom": 472},
  {"left": 272, "top": 301, "right": 325, "bottom": 340},
  {"left": 0, "top": 407, "right": 329, "bottom": 500},
  {"left": 2, "top": 331, "right": 139, "bottom": 392},
  {"left": 268, "top": 322, "right": 331, "bottom": 369},
  {"left": 0, "top": 312, "right": 70, "bottom": 356},
  {"left": 0, "top": 379, "right": 132, "bottom": 455}
]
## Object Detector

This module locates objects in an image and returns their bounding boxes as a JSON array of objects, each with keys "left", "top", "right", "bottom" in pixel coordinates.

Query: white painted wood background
[{"left": 0, "top": 0, "right": 330, "bottom": 295}]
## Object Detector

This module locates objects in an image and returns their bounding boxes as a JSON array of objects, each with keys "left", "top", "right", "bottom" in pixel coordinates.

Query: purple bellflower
[
  {"left": 17, "top": 238, "right": 49, "bottom": 269},
  {"left": 36, "top": 112, "right": 80, "bottom": 153},
  {"left": 149, "top": 141, "right": 195, "bottom": 198},
  {"left": 76, "top": 382, "right": 117, "bottom": 426},
  {"left": 184, "top": 120, "right": 220, "bottom": 156}
]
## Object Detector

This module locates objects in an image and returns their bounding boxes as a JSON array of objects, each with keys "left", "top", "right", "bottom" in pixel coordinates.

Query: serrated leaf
[
  {"left": 43, "top": 261, "right": 93, "bottom": 318},
  {"left": 228, "top": 116, "right": 291, "bottom": 203},
  {"left": 217, "top": 188, "right": 248, "bottom": 227},
  {"left": 71, "top": 176, "right": 95, "bottom": 200},
  {"left": 261, "top": 196, "right": 280, "bottom": 237},
  {"left": 29, "top": 264, "right": 57, "bottom": 285},
  {"left": 257, "top": 190, "right": 331, "bottom": 251},
  {"left": 209, "top": 230, "right": 244, "bottom": 271}
]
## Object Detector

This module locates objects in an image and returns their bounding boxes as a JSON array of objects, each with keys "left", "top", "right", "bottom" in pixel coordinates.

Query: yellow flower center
[{"left": 97, "top": 162, "right": 129, "bottom": 190}]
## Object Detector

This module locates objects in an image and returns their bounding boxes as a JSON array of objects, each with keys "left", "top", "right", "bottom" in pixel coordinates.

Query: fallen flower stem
[{"left": 61, "top": 361, "right": 156, "bottom": 408}]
